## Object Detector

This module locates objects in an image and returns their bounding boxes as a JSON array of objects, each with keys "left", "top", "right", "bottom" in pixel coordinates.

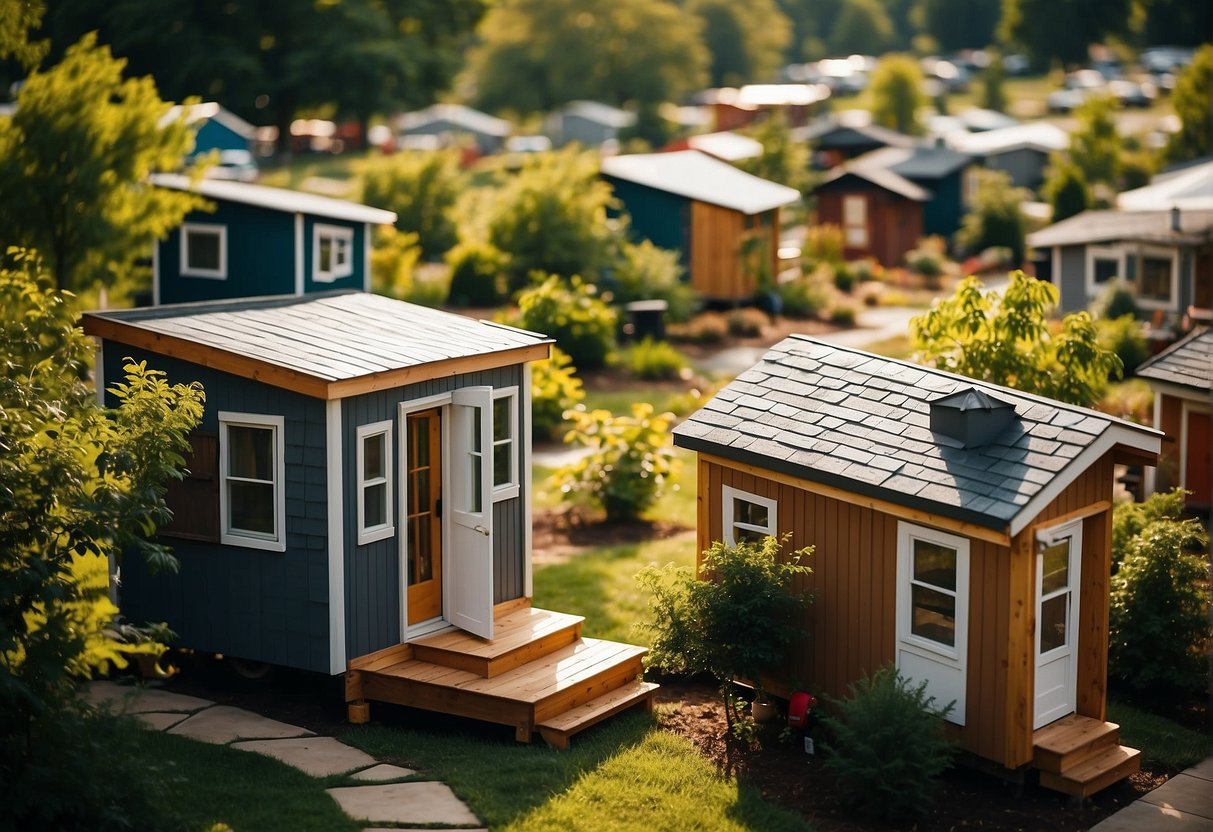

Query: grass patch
[
  {"left": 582, "top": 387, "right": 696, "bottom": 418},
  {"left": 534, "top": 534, "right": 696, "bottom": 645},
  {"left": 120, "top": 718, "right": 360, "bottom": 831},
  {"left": 342, "top": 713, "right": 808, "bottom": 832},
  {"left": 257, "top": 150, "right": 374, "bottom": 193},
  {"left": 1108, "top": 698, "right": 1213, "bottom": 773},
  {"left": 855, "top": 333, "right": 913, "bottom": 360}
]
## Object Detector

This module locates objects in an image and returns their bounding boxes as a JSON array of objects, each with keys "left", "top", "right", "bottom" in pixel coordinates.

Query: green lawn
[
  {"left": 343, "top": 712, "right": 810, "bottom": 832},
  {"left": 533, "top": 446, "right": 699, "bottom": 527},
  {"left": 1108, "top": 698, "right": 1213, "bottom": 773}
]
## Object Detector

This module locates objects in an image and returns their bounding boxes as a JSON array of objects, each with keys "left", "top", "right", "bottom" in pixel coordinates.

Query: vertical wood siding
[{"left": 689, "top": 202, "right": 779, "bottom": 301}]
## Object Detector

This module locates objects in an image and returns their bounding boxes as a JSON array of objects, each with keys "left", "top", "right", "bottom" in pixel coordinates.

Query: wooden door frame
[
  {"left": 1033, "top": 519, "right": 1083, "bottom": 729},
  {"left": 398, "top": 393, "right": 452, "bottom": 641}
]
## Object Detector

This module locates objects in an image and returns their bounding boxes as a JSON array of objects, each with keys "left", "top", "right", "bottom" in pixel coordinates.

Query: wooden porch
[
  {"left": 1033, "top": 714, "right": 1141, "bottom": 798},
  {"left": 345, "top": 603, "right": 658, "bottom": 749}
]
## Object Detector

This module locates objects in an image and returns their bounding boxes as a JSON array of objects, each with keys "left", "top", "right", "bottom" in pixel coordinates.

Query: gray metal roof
[
  {"left": 948, "top": 122, "right": 1067, "bottom": 157},
  {"left": 560, "top": 100, "right": 636, "bottom": 129},
  {"left": 151, "top": 174, "right": 397, "bottom": 225},
  {"left": 795, "top": 119, "right": 913, "bottom": 149},
  {"left": 1136, "top": 326, "right": 1213, "bottom": 392},
  {"left": 82, "top": 292, "right": 550, "bottom": 398},
  {"left": 819, "top": 165, "right": 929, "bottom": 201},
  {"left": 398, "top": 104, "right": 511, "bottom": 137},
  {"left": 600, "top": 150, "right": 801, "bottom": 214},
  {"left": 859, "top": 143, "right": 973, "bottom": 181},
  {"left": 673, "top": 336, "right": 1159, "bottom": 535},
  {"left": 1027, "top": 208, "right": 1213, "bottom": 248}
]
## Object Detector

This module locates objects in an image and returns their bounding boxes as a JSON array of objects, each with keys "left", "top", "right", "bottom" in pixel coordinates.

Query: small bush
[
  {"left": 611, "top": 240, "right": 699, "bottom": 323},
  {"left": 623, "top": 338, "right": 688, "bottom": 380},
  {"left": 804, "top": 224, "right": 844, "bottom": 267},
  {"left": 556, "top": 403, "right": 676, "bottom": 522},
  {"left": 446, "top": 241, "right": 508, "bottom": 307},
  {"left": 514, "top": 274, "right": 617, "bottom": 369},
  {"left": 530, "top": 346, "right": 585, "bottom": 440},
  {"left": 1097, "top": 315, "right": 1148, "bottom": 376},
  {"left": 404, "top": 268, "right": 450, "bottom": 308},
  {"left": 777, "top": 275, "right": 830, "bottom": 319},
  {"left": 1099, "top": 379, "right": 1153, "bottom": 426},
  {"left": 727, "top": 307, "right": 769, "bottom": 337},
  {"left": 1096, "top": 279, "right": 1140, "bottom": 321},
  {"left": 829, "top": 303, "right": 857, "bottom": 326},
  {"left": 370, "top": 227, "right": 420, "bottom": 299},
  {"left": 669, "top": 312, "right": 729, "bottom": 344},
  {"left": 820, "top": 665, "right": 956, "bottom": 821},
  {"left": 833, "top": 263, "right": 856, "bottom": 293},
  {"left": 906, "top": 238, "right": 946, "bottom": 280}
]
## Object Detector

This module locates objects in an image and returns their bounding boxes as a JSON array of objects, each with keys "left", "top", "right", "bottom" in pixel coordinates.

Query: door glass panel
[
  {"left": 414, "top": 417, "right": 429, "bottom": 464},
  {"left": 911, "top": 585, "right": 956, "bottom": 646},
  {"left": 406, "top": 412, "right": 438, "bottom": 588},
  {"left": 469, "top": 457, "right": 483, "bottom": 513},
  {"left": 913, "top": 540, "right": 957, "bottom": 591},
  {"left": 1041, "top": 541, "right": 1069, "bottom": 595},
  {"left": 1040, "top": 594, "right": 1068, "bottom": 653}
]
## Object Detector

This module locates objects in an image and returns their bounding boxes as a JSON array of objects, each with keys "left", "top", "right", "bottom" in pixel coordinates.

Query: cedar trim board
[{"left": 82, "top": 314, "right": 550, "bottom": 401}]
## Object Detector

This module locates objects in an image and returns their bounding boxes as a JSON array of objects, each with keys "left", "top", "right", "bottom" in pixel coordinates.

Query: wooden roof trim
[
  {"left": 700, "top": 451, "right": 1012, "bottom": 547},
  {"left": 84, "top": 314, "right": 552, "bottom": 401}
]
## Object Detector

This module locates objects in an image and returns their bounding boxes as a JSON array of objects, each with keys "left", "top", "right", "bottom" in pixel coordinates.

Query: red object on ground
[{"left": 787, "top": 691, "right": 816, "bottom": 728}]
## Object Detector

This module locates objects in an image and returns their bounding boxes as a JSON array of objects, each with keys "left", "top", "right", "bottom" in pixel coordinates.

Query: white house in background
[
  {"left": 1118, "top": 157, "right": 1213, "bottom": 212},
  {"left": 949, "top": 122, "right": 1069, "bottom": 192}
]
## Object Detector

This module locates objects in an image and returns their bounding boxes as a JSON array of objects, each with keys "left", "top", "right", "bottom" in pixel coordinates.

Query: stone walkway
[
  {"left": 85, "top": 680, "right": 485, "bottom": 831},
  {"left": 1089, "top": 756, "right": 1213, "bottom": 831}
]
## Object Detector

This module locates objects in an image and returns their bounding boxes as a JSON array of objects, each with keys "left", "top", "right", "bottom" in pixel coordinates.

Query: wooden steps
[
  {"left": 346, "top": 606, "right": 654, "bottom": 749},
  {"left": 1033, "top": 714, "right": 1141, "bottom": 798}
]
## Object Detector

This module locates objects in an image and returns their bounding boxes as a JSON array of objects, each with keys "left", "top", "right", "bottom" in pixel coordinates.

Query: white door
[
  {"left": 447, "top": 387, "right": 494, "bottom": 639},
  {"left": 1034, "top": 520, "right": 1082, "bottom": 729}
]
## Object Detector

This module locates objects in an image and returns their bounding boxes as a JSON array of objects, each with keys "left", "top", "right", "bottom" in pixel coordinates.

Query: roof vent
[{"left": 930, "top": 387, "right": 1017, "bottom": 448}]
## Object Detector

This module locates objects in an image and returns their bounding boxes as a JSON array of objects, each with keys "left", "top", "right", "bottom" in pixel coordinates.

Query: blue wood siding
[
  {"left": 341, "top": 365, "right": 529, "bottom": 661},
  {"left": 159, "top": 201, "right": 296, "bottom": 304},
  {"left": 302, "top": 217, "right": 366, "bottom": 294},
  {"left": 918, "top": 170, "right": 965, "bottom": 239},
  {"left": 102, "top": 345, "right": 331, "bottom": 673},
  {"left": 192, "top": 120, "right": 249, "bottom": 154},
  {"left": 605, "top": 177, "right": 691, "bottom": 269}
]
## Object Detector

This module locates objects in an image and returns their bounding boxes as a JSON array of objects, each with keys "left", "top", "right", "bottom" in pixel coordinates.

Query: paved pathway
[
  {"left": 1089, "top": 756, "right": 1213, "bottom": 831},
  {"left": 85, "top": 680, "right": 485, "bottom": 831}
]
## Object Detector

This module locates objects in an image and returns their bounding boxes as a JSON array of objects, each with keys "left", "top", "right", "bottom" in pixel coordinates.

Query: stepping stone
[
  {"left": 1142, "top": 773, "right": 1213, "bottom": 822},
  {"left": 1089, "top": 799, "right": 1213, "bottom": 832},
  {"left": 231, "top": 736, "right": 378, "bottom": 778},
  {"left": 85, "top": 681, "right": 212, "bottom": 714},
  {"left": 1187, "top": 758, "right": 1213, "bottom": 783},
  {"left": 351, "top": 764, "right": 417, "bottom": 782},
  {"left": 136, "top": 712, "right": 189, "bottom": 731},
  {"left": 168, "top": 705, "right": 313, "bottom": 744},
  {"left": 326, "top": 782, "right": 480, "bottom": 826}
]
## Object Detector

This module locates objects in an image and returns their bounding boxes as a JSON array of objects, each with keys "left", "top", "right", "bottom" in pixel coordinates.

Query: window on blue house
[
  {"left": 219, "top": 412, "right": 285, "bottom": 552},
  {"left": 357, "top": 420, "right": 394, "bottom": 545},
  {"left": 314, "top": 224, "right": 354, "bottom": 282},
  {"left": 181, "top": 223, "right": 227, "bottom": 279}
]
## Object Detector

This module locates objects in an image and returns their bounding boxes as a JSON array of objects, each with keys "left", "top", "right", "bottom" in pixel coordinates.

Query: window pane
[
  {"left": 319, "top": 237, "right": 333, "bottom": 272},
  {"left": 844, "top": 226, "right": 868, "bottom": 247},
  {"left": 364, "top": 482, "right": 386, "bottom": 528},
  {"left": 334, "top": 238, "right": 348, "bottom": 267},
  {"left": 911, "top": 585, "right": 956, "bottom": 646},
  {"left": 229, "top": 481, "right": 275, "bottom": 534},
  {"left": 229, "top": 426, "right": 273, "bottom": 480},
  {"left": 735, "top": 499, "right": 768, "bottom": 529},
  {"left": 494, "top": 441, "right": 511, "bottom": 487},
  {"left": 493, "top": 397, "right": 511, "bottom": 441},
  {"left": 1140, "top": 256, "right": 1171, "bottom": 301},
  {"left": 1093, "top": 258, "right": 1119, "bottom": 284},
  {"left": 736, "top": 526, "right": 767, "bottom": 544},
  {"left": 1041, "top": 541, "right": 1069, "bottom": 596},
  {"left": 188, "top": 230, "right": 221, "bottom": 272},
  {"left": 913, "top": 540, "right": 957, "bottom": 591},
  {"left": 363, "top": 433, "right": 385, "bottom": 480},
  {"left": 1040, "top": 594, "right": 1068, "bottom": 653},
  {"left": 844, "top": 196, "right": 866, "bottom": 224}
]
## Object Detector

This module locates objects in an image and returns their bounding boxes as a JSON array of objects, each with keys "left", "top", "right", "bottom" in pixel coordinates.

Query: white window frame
[
  {"left": 313, "top": 223, "right": 355, "bottom": 282},
  {"left": 1084, "top": 245, "right": 1123, "bottom": 300},
  {"left": 491, "top": 386, "right": 520, "bottom": 501},
  {"left": 180, "top": 223, "right": 228, "bottom": 279},
  {"left": 842, "top": 195, "right": 868, "bottom": 248},
  {"left": 1135, "top": 245, "right": 1179, "bottom": 311},
  {"left": 721, "top": 485, "right": 778, "bottom": 547},
  {"left": 218, "top": 411, "right": 286, "bottom": 552},
  {"left": 895, "top": 522, "right": 969, "bottom": 725},
  {"left": 356, "top": 420, "right": 395, "bottom": 545}
]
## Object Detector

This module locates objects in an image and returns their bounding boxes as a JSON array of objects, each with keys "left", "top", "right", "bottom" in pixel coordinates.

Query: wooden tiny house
[
  {"left": 84, "top": 292, "right": 654, "bottom": 745},
  {"left": 601, "top": 150, "right": 800, "bottom": 302},
  {"left": 673, "top": 337, "right": 1160, "bottom": 794}
]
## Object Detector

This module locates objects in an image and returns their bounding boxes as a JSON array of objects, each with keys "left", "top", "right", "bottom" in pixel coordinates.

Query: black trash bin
[{"left": 624, "top": 299, "right": 668, "bottom": 342}]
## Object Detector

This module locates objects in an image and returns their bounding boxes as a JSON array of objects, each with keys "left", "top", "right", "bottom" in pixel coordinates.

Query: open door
[
  {"left": 448, "top": 387, "right": 494, "bottom": 639},
  {"left": 405, "top": 408, "right": 443, "bottom": 626},
  {"left": 1034, "top": 520, "right": 1082, "bottom": 729}
]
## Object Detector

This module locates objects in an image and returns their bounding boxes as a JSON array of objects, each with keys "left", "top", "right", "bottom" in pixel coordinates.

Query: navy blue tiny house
[
  {"left": 170, "top": 102, "right": 257, "bottom": 155},
  {"left": 150, "top": 175, "right": 396, "bottom": 306},
  {"left": 83, "top": 292, "right": 551, "bottom": 675}
]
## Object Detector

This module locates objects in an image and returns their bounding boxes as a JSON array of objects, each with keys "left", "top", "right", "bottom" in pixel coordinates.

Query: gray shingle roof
[
  {"left": 859, "top": 143, "right": 973, "bottom": 180},
  {"left": 600, "top": 150, "right": 801, "bottom": 214},
  {"left": 1027, "top": 208, "right": 1213, "bottom": 248},
  {"left": 1137, "top": 326, "right": 1213, "bottom": 392},
  {"left": 673, "top": 336, "right": 1159, "bottom": 535},
  {"left": 819, "top": 165, "right": 929, "bottom": 201}
]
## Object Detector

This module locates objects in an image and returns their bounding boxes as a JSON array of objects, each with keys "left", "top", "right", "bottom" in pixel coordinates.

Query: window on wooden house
[
  {"left": 219, "top": 412, "right": 285, "bottom": 552},
  {"left": 722, "top": 485, "right": 777, "bottom": 546},
  {"left": 357, "top": 420, "right": 394, "bottom": 545},
  {"left": 842, "top": 195, "right": 868, "bottom": 248},
  {"left": 180, "top": 224, "right": 227, "bottom": 279},
  {"left": 161, "top": 432, "right": 220, "bottom": 541},
  {"left": 1138, "top": 251, "right": 1176, "bottom": 307},
  {"left": 313, "top": 224, "right": 355, "bottom": 282},
  {"left": 492, "top": 388, "right": 519, "bottom": 500}
]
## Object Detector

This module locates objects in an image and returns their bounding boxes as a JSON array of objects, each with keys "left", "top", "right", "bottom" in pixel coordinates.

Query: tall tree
[
  {"left": 998, "top": 0, "right": 1132, "bottom": 69},
  {"left": 470, "top": 0, "right": 708, "bottom": 116},
  {"left": 916, "top": 0, "right": 999, "bottom": 52},
  {"left": 828, "top": 0, "right": 893, "bottom": 56},
  {"left": 688, "top": 0, "right": 792, "bottom": 87},
  {"left": 1166, "top": 44, "right": 1213, "bottom": 164},
  {"left": 1069, "top": 93, "right": 1121, "bottom": 189},
  {"left": 0, "top": 0, "right": 47, "bottom": 68},
  {"left": 360, "top": 149, "right": 464, "bottom": 260},
  {"left": 868, "top": 54, "right": 926, "bottom": 135},
  {"left": 1042, "top": 157, "right": 1092, "bottom": 224},
  {"left": 955, "top": 168, "right": 1030, "bottom": 265},
  {"left": 0, "top": 34, "right": 203, "bottom": 292}
]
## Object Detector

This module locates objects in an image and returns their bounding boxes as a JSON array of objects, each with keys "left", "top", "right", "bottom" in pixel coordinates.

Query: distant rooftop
[
  {"left": 949, "top": 122, "right": 1067, "bottom": 156},
  {"left": 560, "top": 100, "right": 636, "bottom": 129},
  {"left": 1137, "top": 327, "right": 1213, "bottom": 392},
  {"left": 151, "top": 173, "right": 396, "bottom": 225},
  {"left": 685, "top": 131, "right": 764, "bottom": 162},
  {"left": 601, "top": 150, "right": 800, "bottom": 214},
  {"left": 162, "top": 101, "right": 256, "bottom": 140},
  {"left": 1118, "top": 158, "right": 1213, "bottom": 211},
  {"left": 398, "top": 104, "right": 511, "bottom": 137},
  {"left": 1027, "top": 207, "right": 1213, "bottom": 248}
]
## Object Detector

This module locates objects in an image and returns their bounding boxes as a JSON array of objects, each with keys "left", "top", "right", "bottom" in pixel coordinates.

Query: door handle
[{"left": 473, "top": 525, "right": 490, "bottom": 537}]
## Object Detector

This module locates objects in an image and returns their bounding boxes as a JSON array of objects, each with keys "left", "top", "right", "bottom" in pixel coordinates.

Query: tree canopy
[
  {"left": 955, "top": 168, "right": 1030, "bottom": 266},
  {"left": 688, "top": 0, "right": 791, "bottom": 87},
  {"left": 998, "top": 0, "right": 1132, "bottom": 69},
  {"left": 0, "top": 33, "right": 204, "bottom": 293},
  {"left": 911, "top": 271, "right": 1121, "bottom": 407},
  {"left": 868, "top": 54, "right": 925, "bottom": 135},
  {"left": 1166, "top": 44, "right": 1212, "bottom": 164},
  {"left": 469, "top": 0, "right": 708, "bottom": 116}
]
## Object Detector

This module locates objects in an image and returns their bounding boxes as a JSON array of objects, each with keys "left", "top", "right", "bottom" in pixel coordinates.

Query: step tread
[
  {"left": 538, "top": 681, "right": 660, "bottom": 732},
  {"left": 1034, "top": 714, "right": 1119, "bottom": 756},
  {"left": 1039, "top": 745, "right": 1141, "bottom": 798},
  {"left": 411, "top": 608, "right": 585, "bottom": 660}
]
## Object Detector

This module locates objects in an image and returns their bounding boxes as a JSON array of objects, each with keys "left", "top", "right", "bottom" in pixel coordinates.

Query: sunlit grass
[
  {"left": 1108, "top": 698, "right": 1213, "bottom": 773},
  {"left": 531, "top": 446, "right": 698, "bottom": 527}
]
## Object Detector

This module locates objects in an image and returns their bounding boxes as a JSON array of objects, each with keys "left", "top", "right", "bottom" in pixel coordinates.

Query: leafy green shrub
[
  {"left": 777, "top": 275, "right": 830, "bottom": 319},
  {"left": 612, "top": 240, "right": 698, "bottom": 323},
  {"left": 804, "top": 223, "right": 844, "bottom": 267},
  {"left": 623, "top": 338, "right": 688, "bottom": 380},
  {"left": 445, "top": 240, "right": 508, "bottom": 307},
  {"left": 1097, "top": 315, "right": 1148, "bottom": 376},
  {"left": 404, "top": 267, "right": 450, "bottom": 308},
  {"left": 1096, "top": 279, "right": 1140, "bottom": 321},
  {"left": 514, "top": 274, "right": 617, "bottom": 369},
  {"left": 360, "top": 149, "right": 462, "bottom": 259},
  {"left": 955, "top": 169, "right": 1029, "bottom": 265},
  {"left": 906, "top": 237, "right": 946, "bottom": 279},
  {"left": 530, "top": 346, "right": 585, "bottom": 441},
  {"left": 1112, "top": 488, "right": 1189, "bottom": 570},
  {"left": 669, "top": 312, "right": 729, "bottom": 344},
  {"left": 370, "top": 227, "right": 420, "bottom": 300},
  {"left": 1109, "top": 514, "right": 1211, "bottom": 703},
  {"left": 820, "top": 665, "right": 956, "bottom": 821},
  {"left": 727, "top": 307, "right": 769, "bottom": 337},
  {"left": 829, "top": 303, "right": 857, "bottom": 326},
  {"left": 833, "top": 263, "right": 855, "bottom": 293},
  {"left": 1098, "top": 378, "right": 1153, "bottom": 426},
  {"left": 639, "top": 535, "right": 812, "bottom": 746},
  {"left": 556, "top": 403, "right": 676, "bottom": 522}
]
